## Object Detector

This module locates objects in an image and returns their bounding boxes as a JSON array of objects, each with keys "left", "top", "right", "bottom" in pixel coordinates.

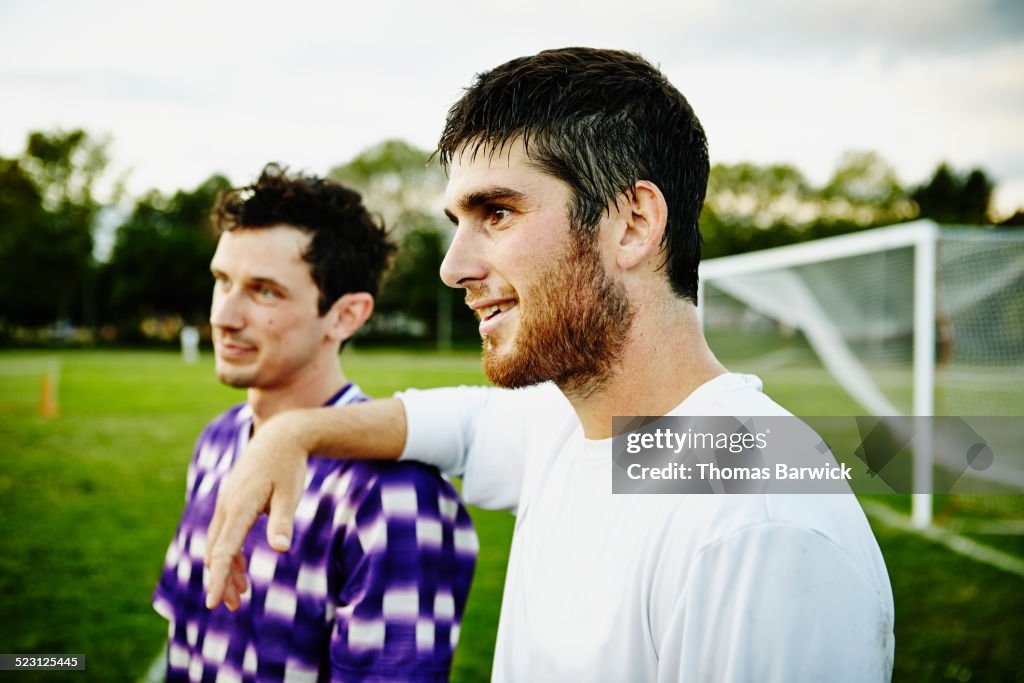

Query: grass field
[{"left": 1, "top": 347, "right": 1022, "bottom": 682}]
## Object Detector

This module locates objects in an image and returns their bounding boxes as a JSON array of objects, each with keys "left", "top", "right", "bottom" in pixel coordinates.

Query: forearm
[{"left": 267, "top": 397, "right": 407, "bottom": 461}]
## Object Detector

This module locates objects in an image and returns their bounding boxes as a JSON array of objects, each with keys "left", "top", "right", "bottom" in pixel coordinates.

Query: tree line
[{"left": 0, "top": 130, "right": 1018, "bottom": 347}]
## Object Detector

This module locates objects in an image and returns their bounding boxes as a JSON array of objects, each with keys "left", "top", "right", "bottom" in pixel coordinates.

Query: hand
[{"left": 203, "top": 411, "right": 310, "bottom": 610}]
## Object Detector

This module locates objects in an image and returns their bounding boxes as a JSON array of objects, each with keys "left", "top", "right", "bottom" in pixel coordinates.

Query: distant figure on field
[{"left": 179, "top": 325, "right": 199, "bottom": 364}]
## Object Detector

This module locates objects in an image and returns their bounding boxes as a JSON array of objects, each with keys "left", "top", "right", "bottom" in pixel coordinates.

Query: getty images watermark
[{"left": 611, "top": 416, "right": 1023, "bottom": 495}]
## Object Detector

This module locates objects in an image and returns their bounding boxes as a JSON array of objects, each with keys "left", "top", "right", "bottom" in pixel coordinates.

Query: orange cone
[{"left": 40, "top": 371, "right": 59, "bottom": 418}]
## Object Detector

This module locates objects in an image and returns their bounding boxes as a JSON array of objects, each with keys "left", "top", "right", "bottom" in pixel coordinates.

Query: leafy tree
[
  {"left": 997, "top": 210, "right": 1024, "bottom": 228},
  {"left": 701, "top": 162, "right": 811, "bottom": 257},
  {"left": 0, "top": 158, "right": 44, "bottom": 257},
  {"left": 330, "top": 139, "right": 447, "bottom": 232},
  {"left": 22, "top": 130, "right": 111, "bottom": 211},
  {"left": 100, "top": 175, "right": 229, "bottom": 335},
  {"left": 822, "top": 151, "right": 915, "bottom": 216},
  {"left": 0, "top": 130, "right": 112, "bottom": 328},
  {"left": 911, "top": 163, "right": 994, "bottom": 224},
  {"left": 700, "top": 153, "right": 917, "bottom": 258},
  {"left": 959, "top": 169, "right": 995, "bottom": 225},
  {"left": 330, "top": 141, "right": 473, "bottom": 346}
]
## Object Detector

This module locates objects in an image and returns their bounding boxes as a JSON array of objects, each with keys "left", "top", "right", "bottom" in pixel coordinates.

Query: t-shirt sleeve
[
  {"left": 395, "top": 385, "right": 493, "bottom": 478},
  {"left": 397, "top": 384, "right": 563, "bottom": 511},
  {"left": 654, "top": 523, "right": 895, "bottom": 682},
  {"left": 327, "top": 464, "right": 478, "bottom": 682}
]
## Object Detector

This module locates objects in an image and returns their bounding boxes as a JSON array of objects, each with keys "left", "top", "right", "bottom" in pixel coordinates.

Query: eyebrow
[
  {"left": 249, "top": 276, "right": 288, "bottom": 293},
  {"left": 210, "top": 267, "right": 290, "bottom": 294},
  {"left": 444, "top": 186, "right": 529, "bottom": 224}
]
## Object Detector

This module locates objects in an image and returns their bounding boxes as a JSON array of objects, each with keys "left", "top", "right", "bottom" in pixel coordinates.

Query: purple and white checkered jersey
[{"left": 153, "top": 384, "right": 478, "bottom": 683}]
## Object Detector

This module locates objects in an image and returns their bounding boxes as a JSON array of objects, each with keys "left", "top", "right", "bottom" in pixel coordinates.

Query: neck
[
  {"left": 564, "top": 299, "right": 727, "bottom": 440},
  {"left": 247, "top": 356, "right": 347, "bottom": 431}
]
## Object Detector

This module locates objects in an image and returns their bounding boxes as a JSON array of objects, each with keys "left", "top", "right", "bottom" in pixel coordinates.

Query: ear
[
  {"left": 324, "top": 293, "right": 374, "bottom": 343},
  {"left": 615, "top": 180, "right": 668, "bottom": 271}
]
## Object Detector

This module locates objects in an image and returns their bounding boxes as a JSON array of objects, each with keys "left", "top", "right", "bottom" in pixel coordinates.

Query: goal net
[{"left": 699, "top": 220, "right": 1024, "bottom": 526}]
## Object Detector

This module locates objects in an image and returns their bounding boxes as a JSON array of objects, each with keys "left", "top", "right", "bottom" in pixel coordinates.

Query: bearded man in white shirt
[{"left": 205, "top": 47, "right": 895, "bottom": 682}]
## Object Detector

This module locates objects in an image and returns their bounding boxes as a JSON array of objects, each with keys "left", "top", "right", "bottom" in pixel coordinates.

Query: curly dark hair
[
  {"left": 212, "top": 164, "right": 396, "bottom": 314},
  {"left": 435, "top": 47, "right": 709, "bottom": 303}
]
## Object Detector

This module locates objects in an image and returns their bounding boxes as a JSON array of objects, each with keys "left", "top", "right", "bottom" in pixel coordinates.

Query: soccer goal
[{"left": 698, "top": 220, "right": 1024, "bottom": 527}]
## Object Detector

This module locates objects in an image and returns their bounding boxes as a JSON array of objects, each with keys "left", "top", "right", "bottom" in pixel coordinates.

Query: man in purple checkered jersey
[{"left": 153, "top": 165, "right": 478, "bottom": 682}]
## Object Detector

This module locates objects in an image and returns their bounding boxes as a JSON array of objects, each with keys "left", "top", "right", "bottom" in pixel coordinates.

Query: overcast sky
[{"left": 2, "top": 0, "right": 1022, "bottom": 216}]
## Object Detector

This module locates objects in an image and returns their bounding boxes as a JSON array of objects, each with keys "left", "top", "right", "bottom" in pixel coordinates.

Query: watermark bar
[
  {"left": 0, "top": 654, "right": 86, "bottom": 671},
  {"left": 611, "top": 416, "right": 1023, "bottom": 495}
]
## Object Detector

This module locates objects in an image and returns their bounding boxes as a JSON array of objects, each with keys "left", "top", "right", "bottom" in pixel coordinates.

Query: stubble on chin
[{"left": 480, "top": 237, "right": 633, "bottom": 399}]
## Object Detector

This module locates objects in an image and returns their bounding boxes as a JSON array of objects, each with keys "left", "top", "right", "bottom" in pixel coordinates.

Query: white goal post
[{"left": 698, "top": 220, "right": 1024, "bottom": 528}]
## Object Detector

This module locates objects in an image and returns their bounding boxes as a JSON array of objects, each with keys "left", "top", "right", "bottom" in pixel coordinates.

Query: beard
[{"left": 478, "top": 234, "right": 634, "bottom": 399}]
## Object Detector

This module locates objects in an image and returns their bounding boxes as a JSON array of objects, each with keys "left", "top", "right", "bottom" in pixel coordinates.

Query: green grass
[
  {"left": 0, "top": 351, "right": 240, "bottom": 682},
  {"left": 0, "top": 347, "right": 1022, "bottom": 682},
  {"left": 869, "top": 517, "right": 1024, "bottom": 682},
  {"left": 0, "top": 348, "right": 509, "bottom": 682}
]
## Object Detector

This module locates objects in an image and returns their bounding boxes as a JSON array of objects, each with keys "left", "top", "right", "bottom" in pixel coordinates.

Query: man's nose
[
  {"left": 439, "top": 226, "right": 487, "bottom": 289},
  {"left": 210, "top": 286, "right": 245, "bottom": 330}
]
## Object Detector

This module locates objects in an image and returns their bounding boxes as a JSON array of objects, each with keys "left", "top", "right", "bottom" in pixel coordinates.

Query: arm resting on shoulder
[
  {"left": 205, "top": 383, "right": 542, "bottom": 610},
  {"left": 204, "top": 398, "right": 407, "bottom": 610}
]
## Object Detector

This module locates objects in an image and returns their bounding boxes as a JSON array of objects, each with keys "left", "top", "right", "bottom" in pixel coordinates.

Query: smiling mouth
[{"left": 476, "top": 300, "right": 517, "bottom": 322}]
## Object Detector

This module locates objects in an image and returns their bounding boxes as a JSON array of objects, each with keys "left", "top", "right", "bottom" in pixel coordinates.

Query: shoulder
[
  {"left": 324, "top": 461, "right": 479, "bottom": 566},
  {"left": 196, "top": 402, "right": 249, "bottom": 444},
  {"left": 188, "top": 403, "right": 248, "bottom": 467},
  {"left": 668, "top": 494, "right": 878, "bottom": 556},
  {"left": 659, "top": 494, "right": 890, "bottom": 606},
  {"left": 316, "top": 457, "right": 454, "bottom": 490},
  {"left": 679, "top": 373, "right": 793, "bottom": 417},
  {"left": 314, "top": 458, "right": 466, "bottom": 518},
  {"left": 353, "top": 459, "right": 460, "bottom": 496},
  {"left": 647, "top": 496, "right": 893, "bottom": 629},
  {"left": 700, "top": 496, "right": 877, "bottom": 558}
]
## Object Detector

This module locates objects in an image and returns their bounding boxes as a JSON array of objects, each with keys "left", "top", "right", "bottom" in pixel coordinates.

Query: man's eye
[
  {"left": 487, "top": 207, "right": 512, "bottom": 225},
  {"left": 257, "top": 286, "right": 277, "bottom": 299},
  {"left": 214, "top": 276, "right": 230, "bottom": 290}
]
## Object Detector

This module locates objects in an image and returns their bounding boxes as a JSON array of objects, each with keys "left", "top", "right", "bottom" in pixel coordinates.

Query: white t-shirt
[{"left": 398, "top": 373, "right": 894, "bottom": 682}]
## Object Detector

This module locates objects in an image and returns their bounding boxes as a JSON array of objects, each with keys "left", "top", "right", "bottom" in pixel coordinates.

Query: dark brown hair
[
  {"left": 436, "top": 47, "right": 709, "bottom": 303},
  {"left": 213, "top": 164, "right": 396, "bottom": 314}
]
